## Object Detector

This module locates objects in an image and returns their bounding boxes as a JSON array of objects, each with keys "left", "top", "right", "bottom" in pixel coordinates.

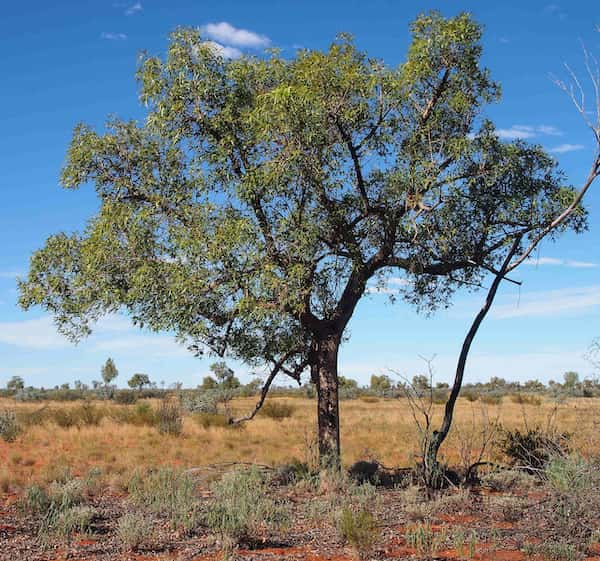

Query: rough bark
[{"left": 312, "top": 334, "right": 342, "bottom": 468}]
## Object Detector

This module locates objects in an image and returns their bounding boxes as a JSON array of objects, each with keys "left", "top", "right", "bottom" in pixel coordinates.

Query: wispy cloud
[
  {"left": 523, "top": 257, "right": 597, "bottom": 268},
  {"left": 544, "top": 4, "right": 567, "bottom": 19},
  {"left": 366, "top": 276, "right": 411, "bottom": 295},
  {"left": 492, "top": 285, "right": 600, "bottom": 319},
  {"left": 549, "top": 143, "right": 585, "bottom": 154},
  {"left": 125, "top": 2, "right": 142, "bottom": 15},
  {"left": 0, "top": 271, "right": 21, "bottom": 279},
  {"left": 496, "top": 124, "right": 562, "bottom": 140},
  {"left": 0, "top": 317, "right": 69, "bottom": 350},
  {"left": 200, "top": 22, "right": 270, "bottom": 49},
  {"left": 101, "top": 32, "right": 128, "bottom": 41},
  {"left": 203, "top": 41, "right": 243, "bottom": 60}
]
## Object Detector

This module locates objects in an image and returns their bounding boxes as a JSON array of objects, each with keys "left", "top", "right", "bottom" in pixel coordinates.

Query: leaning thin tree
[
  {"left": 18, "top": 12, "right": 587, "bottom": 466},
  {"left": 420, "top": 36, "right": 600, "bottom": 487}
]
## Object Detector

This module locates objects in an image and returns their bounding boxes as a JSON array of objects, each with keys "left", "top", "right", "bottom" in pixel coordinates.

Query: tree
[
  {"left": 17, "top": 12, "right": 590, "bottom": 466},
  {"left": 101, "top": 357, "right": 119, "bottom": 386},
  {"left": 370, "top": 374, "right": 392, "bottom": 394},
  {"left": 6, "top": 376, "right": 25, "bottom": 393},
  {"left": 563, "top": 371, "right": 580, "bottom": 395},
  {"left": 210, "top": 361, "right": 241, "bottom": 390},
  {"left": 200, "top": 375, "right": 219, "bottom": 391},
  {"left": 128, "top": 373, "right": 151, "bottom": 392}
]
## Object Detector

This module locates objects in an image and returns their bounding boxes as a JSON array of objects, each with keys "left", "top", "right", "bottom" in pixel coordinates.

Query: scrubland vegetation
[{"left": 1, "top": 392, "right": 600, "bottom": 560}]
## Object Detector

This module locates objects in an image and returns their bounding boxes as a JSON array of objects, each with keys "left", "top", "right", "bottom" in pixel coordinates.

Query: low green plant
[
  {"left": 117, "top": 512, "right": 154, "bottom": 550},
  {"left": 336, "top": 506, "right": 379, "bottom": 560},
  {"left": 0, "top": 409, "right": 21, "bottom": 442},
  {"left": 405, "top": 522, "right": 447, "bottom": 558},
  {"left": 452, "top": 528, "right": 478, "bottom": 560},
  {"left": 128, "top": 468, "right": 199, "bottom": 532},
  {"left": 204, "top": 467, "right": 290, "bottom": 550},
  {"left": 523, "top": 542, "right": 580, "bottom": 561}
]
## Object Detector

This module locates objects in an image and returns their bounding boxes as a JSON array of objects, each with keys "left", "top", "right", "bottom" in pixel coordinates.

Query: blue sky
[{"left": 1, "top": 0, "right": 599, "bottom": 389}]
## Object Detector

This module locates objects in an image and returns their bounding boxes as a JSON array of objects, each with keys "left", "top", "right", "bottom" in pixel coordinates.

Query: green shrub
[
  {"left": 156, "top": 400, "right": 183, "bottom": 436},
  {"left": 0, "top": 409, "right": 21, "bottom": 442},
  {"left": 117, "top": 512, "right": 153, "bottom": 550},
  {"left": 113, "top": 390, "right": 138, "bottom": 404},
  {"left": 336, "top": 506, "right": 379, "bottom": 559},
  {"left": 259, "top": 401, "right": 295, "bottom": 421},
  {"left": 128, "top": 468, "right": 199, "bottom": 532},
  {"left": 499, "top": 427, "right": 569, "bottom": 472},
  {"left": 49, "top": 505, "right": 95, "bottom": 538},
  {"left": 461, "top": 390, "right": 478, "bottom": 402},
  {"left": 204, "top": 467, "right": 290, "bottom": 549},
  {"left": 523, "top": 542, "right": 580, "bottom": 561},
  {"left": 132, "top": 402, "right": 157, "bottom": 426}
]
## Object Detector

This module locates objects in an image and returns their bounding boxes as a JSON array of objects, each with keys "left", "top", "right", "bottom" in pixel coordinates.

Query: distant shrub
[
  {"left": 336, "top": 506, "right": 379, "bottom": 560},
  {"left": 113, "top": 390, "right": 138, "bottom": 404},
  {"left": 128, "top": 468, "right": 199, "bottom": 532},
  {"left": 461, "top": 390, "right": 479, "bottom": 402},
  {"left": 156, "top": 400, "right": 183, "bottom": 436},
  {"left": 204, "top": 467, "right": 290, "bottom": 549},
  {"left": 132, "top": 402, "right": 157, "bottom": 426},
  {"left": 359, "top": 396, "right": 379, "bottom": 404},
  {"left": 480, "top": 394, "right": 502, "bottom": 405},
  {"left": 193, "top": 412, "right": 231, "bottom": 429},
  {"left": 509, "top": 393, "right": 542, "bottom": 406},
  {"left": 259, "top": 401, "right": 295, "bottom": 421},
  {"left": 0, "top": 409, "right": 21, "bottom": 442},
  {"left": 181, "top": 389, "right": 222, "bottom": 415},
  {"left": 117, "top": 512, "right": 153, "bottom": 550}
]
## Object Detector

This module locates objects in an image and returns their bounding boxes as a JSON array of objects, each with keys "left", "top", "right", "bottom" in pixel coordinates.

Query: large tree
[{"left": 19, "top": 13, "right": 585, "bottom": 465}]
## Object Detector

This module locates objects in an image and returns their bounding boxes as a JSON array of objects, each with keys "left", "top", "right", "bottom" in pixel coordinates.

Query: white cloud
[
  {"left": 549, "top": 143, "right": 585, "bottom": 153},
  {"left": 101, "top": 32, "right": 128, "bottom": 41},
  {"left": 491, "top": 285, "right": 600, "bottom": 319},
  {"left": 203, "top": 41, "right": 243, "bottom": 60},
  {"left": 537, "top": 125, "right": 562, "bottom": 136},
  {"left": 496, "top": 124, "right": 562, "bottom": 141},
  {"left": 0, "top": 271, "right": 21, "bottom": 278},
  {"left": 200, "top": 22, "right": 270, "bottom": 49},
  {"left": 523, "top": 257, "right": 597, "bottom": 268},
  {"left": 92, "top": 335, "right": 189, "bottom": 358},
  {"left": 125, "top": 2, "right": 142, "bottom": 15},
  {"left": 0, "top": 317, "right": 70, "bottom": 350}
]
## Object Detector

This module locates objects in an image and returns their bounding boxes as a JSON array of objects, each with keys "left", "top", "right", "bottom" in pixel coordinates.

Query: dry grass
[{"left": 1, "top": 396, "right": 599, "bottom": 491}]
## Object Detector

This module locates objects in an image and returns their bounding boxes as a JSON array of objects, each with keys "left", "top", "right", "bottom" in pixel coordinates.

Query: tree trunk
[{"left": 313, "top": 334, "right": 341, "bottom": 468}]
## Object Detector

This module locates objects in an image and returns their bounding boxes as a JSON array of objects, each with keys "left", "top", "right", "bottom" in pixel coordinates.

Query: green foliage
[
  {"left": 499, "top": 426, "right": 570, "bottom": 472},
  {"left": 204, "top": 467, "right": 290, "bottom": 548},
  {"left": 101, "top": 357, "right": 119, "bottom": 385},
  {"left": 128, "top": 468, "right": 199, "bottom": 532},
  {"left": 405, "top": 522, "right": 447, "bottom": 558},
  {"left": 17, "top": 13, "right": 585, "bottom": 438},
  {"left": 128, "top": 373, "right": 151, "bottom": 391},
  {"left": 0, "top": 409, "right": 22, "bottom": 442},
  {"left": 336, "top": 506, "right": 379, "bottom": 559},
  {"left": 192, "top": 412, "right": 231, "bottom": 429},
  {"left": 6, "top": 376, "right": 25, "bottom": 392}
]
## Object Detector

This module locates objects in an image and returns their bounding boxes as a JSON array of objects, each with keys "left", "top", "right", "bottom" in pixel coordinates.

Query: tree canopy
[{"left": 19, "top": 12, "right": 586, "bottom": 461}]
